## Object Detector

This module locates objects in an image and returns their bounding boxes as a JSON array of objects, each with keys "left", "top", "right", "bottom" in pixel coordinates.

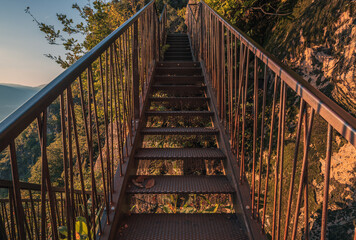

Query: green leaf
[
  {"left": 58, "top": 226, "right": 68, "bottom": 240},
  {"left": 75, "top": 216, "right": 89, "bottom": 239}
]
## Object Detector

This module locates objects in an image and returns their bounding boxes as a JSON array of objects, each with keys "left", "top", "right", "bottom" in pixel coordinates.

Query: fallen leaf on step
[
  {"left": 132, "top": 179, "right": 144, "bottom": 188},
  {"left": 145, "top": 178, "right": 155, "bottom": 189},
  {"left": 135, "top": 176, "right": 146, "bottom": 183}
]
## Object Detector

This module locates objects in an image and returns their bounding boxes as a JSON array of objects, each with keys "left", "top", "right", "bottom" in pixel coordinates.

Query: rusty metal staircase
[
  {"left": 0, "top": 1, "right": 355, "bottom": 240},
  {"left": 117, "top": 34, "right": 248, "bottom": 239}
]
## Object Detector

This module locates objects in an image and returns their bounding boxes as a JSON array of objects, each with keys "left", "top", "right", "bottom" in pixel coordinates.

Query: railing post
[
  {"left": 9, "top": 141, "right": 26, "bottom": 240},
  {"left": 199, "top": 2, "right": 204, "bottom": 61},
  {"left": 153, "top": 8, "right": 157, "bottom": 62},
  {"left": 132, "top": 20, "right": 139, "bottom": 120},
  {"left": 157, "top": 18, "right": 160, "bottom": 62}
]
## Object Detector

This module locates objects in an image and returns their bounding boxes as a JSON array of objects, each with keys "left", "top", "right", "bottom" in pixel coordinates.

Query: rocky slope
[{"left": 265, "top": 0, "right": 356, "bottom": 238}]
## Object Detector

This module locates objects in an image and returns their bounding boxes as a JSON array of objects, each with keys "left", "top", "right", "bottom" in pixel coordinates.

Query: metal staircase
[
  {"left": 0, "top": 1, "right": 355, "bottom": 240},
  {"left": 117, "top": 34, "right": 248, "bottom": 239}
]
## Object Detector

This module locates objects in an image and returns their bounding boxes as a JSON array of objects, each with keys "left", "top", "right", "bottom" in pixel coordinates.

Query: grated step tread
[
  {"left": 149, "top": 97, "right": 209, "bottom": 101},
  {"left": 117, "top": 214, "right": 248, "bottom": 240},
  {"left": 141, "top": 127, "right": 218, "bottom": 135},
  {"left": 127, "top": 175, "right": 234, "bottom": 194},
  {"left": 135, "top": 148, "right": 225, "bottom": 160},
  {"left": 145, "top": 111, "right": 213, "bottom": 116}
]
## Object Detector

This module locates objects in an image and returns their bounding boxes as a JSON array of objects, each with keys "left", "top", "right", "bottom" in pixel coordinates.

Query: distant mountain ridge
[{"left": 0, "top": 83, "right": 44, "bottom": 122}]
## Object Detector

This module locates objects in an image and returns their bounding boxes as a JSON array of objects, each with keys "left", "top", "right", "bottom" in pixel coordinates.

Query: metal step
[
  {"left": 145, "top": 111, "right": 213, "bottom": 117},
  {"left": 156, "top": 67, "right": 202, "bottom": 76},
  {"left": 165, "top": 49, "right": 191, "bottom": 53},
  {"left": 166, "top": 45, "right": 191, "bottom": 49},
  {"left": 155, "top": 75, "right": 204, "bottom": 85},
  {"left": 141, "top": 127, "right": 218, "bottom": 135},
  {"left": 166, "top": 43, "right": 190, "bottom": 47},
  {"left": 151, "top": 85, "right": 205, "bottom": 90},
  {"left": 167, "top": 36, "right": 189, "bottom": 39},
  {"left": 166, "top": 47, "right": 191, "bottom": 51},
  {"left": 157, "top": 62, "right": 200, "bottom": 68},
  {"left": 165, "top": 56, "right": 193, "bottom": 61},
  {"left": 166, "top": 41, "right": 190, "bottom": 44},
  {"left": 166, "top": 36, "right": 188, "bottom": 39},
  {"left": 149, "top": 97, "right": 209, "bottom": 103},
  {"left": 117, "top": 214, "right": 248, "bottom": 240},
  {"left": 165, "top": 52, "right": 192, "bottom": 57},
  {"left": 167, "top": 33, "right": 188, "bottom": 36},
  {"left": 135, "top": 148, "right": 225, "bottom": 160},
  {"left": 126, "top": 175, "right": 234, "bottom": 194}
]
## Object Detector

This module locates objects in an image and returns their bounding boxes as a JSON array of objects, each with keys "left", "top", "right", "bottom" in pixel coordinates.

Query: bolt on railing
[
  {"left": 188, "top": 1, "right": 356, "bottom": 240},
  {"left": 0, "top": 1, "right": 167, "bottom": 239}
]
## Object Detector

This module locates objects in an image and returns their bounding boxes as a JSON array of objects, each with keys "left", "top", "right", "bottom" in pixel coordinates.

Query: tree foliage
[
  {"left": 204, "top": 0, "right": 293, "bottom": 44},
  {"left": 26, "top": 0, "right": 150, "bottom": 68}
]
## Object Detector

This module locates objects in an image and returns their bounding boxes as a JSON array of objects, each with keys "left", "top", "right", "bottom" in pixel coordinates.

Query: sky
[{"left": 0, "top": 0, "right": 90, "bottom": 87}]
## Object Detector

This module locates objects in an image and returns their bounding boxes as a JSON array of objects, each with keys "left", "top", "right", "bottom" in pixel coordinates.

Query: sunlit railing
[
  {"left": 188, "top": 1, "right": 356, "bottom": 239},
  {"left": 0, "top": 1, "right": 166, "bottom": 239}
]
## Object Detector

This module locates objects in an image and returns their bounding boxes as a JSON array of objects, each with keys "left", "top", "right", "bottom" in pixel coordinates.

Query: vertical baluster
[
  {"left": 132, "top": 20, "right": 139, "bottom": 122},
  {"left": 78, "top": 72, "right": 96, "bottom": 238},
  {"left": 240, "top": 48, "right": 249, "bottom": 183},
  {"left": 284, "top": 99, "right": 305, "bottom": 240},
  {"left": 87, "top": 68, "right": 98, "bottom": 237},
  {"left": 104, "top": 50, "right": 113, "bottom": 200},
  {"left": 65, "top": 88, "right": 76, "bottom": 240},
  {"left": 221, "top": 25, "right": 226, "bottom": 125},
  {"left": 262, "top": 74, "right": 279, "bottom": 230},
  {"left": 233, "top": 42, "right": 245, "bottom": 161},
  {"left": 9, "top": 141, "right": 26, "bottom": 240},
  {"left": 88, "top": 66, "right": 108, "bottom": 231},
  {"left": 37, "top": 111, "right": 59, "bottom": 240},
  {"left": 68, "top": 85, "right": 96, "bottom": 233},
  {"left": 113, "top": 42, "right": 125, "bottom": 174},
  {"left": 272, "top": 80, "right": 285, "bottom": 240},
  {"left": 60, "top": 93, "right": 71, "bottom": 240},
  {"left": 252, "top": 54, "right": 258, "bottom": 216},
  {"left": 227, "top": 30, "right": 232, "bottom": 137},
  {"left": 112, "top": 51, "right": 123, "bottom": 177},
  {"left": 257, "top": 64, "right": 267, "bottom": 219},
  {"left": 321, "top": 124, "right": 333, "bottom": 240},
  {"left": 109, "top": 45, "right": 115, "bottom": 199},
  {"left": 291, "top": 107, "right": 314, "bottom": 240},
  {"left": 277, "top": 82, "right": 287, "bottom": 240}
]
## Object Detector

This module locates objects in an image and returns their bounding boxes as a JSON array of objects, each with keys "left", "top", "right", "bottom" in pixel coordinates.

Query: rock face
[
  {"left": 264, "top": 0, "right": 356, "bottom": 238},
  {"left": 266, "top": 0, "right": 356, "bottom": 116},
  {"left": 310, "top": 141, "right": 356, "bottom": 239}
]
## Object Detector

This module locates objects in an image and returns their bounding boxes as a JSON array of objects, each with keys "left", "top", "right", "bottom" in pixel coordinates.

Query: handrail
[
  {"left": 188, "top": 2, "right": 356, "bottom": 240},
  {"left": 159, "top": 4, "right": 166, "bottom": 22},
  {"left": 0, "top": 0, "right": 155, "bottom": 152},
  {"left": 0, "top": 1, "right": 166, "bottom": 239},
  {"left": 196, "top": 1, "right": 356, "bottom": 146}
]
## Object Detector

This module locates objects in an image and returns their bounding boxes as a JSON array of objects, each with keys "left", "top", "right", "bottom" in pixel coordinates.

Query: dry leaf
[
  {"left": 135, "top": 176, "right": 146, "bottom": 183},
  {"left": 132, "top": 179, "right": 144, "bottom": 188},
  {"left": 145, "top": 178, "right": 155, "bottom": 189}
]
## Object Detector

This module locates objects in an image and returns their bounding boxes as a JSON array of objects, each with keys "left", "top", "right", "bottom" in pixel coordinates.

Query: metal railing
[
  {"left": 188, "top": 1, "right": 356, "bottom": 240},
  {"left": 0, "top": 1, "right": 167, "bottom": 239}
]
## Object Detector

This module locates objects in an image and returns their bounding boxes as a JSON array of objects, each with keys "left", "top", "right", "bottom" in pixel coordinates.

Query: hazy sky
[{"left": 0, "top": 0, "right": 89, "bottom": 87}]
